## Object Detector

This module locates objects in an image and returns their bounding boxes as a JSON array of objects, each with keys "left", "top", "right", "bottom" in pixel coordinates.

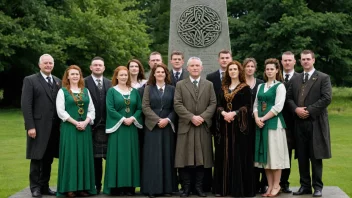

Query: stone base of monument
[{"left": 9, "top": 186, "right": 349, "bottom": 198}]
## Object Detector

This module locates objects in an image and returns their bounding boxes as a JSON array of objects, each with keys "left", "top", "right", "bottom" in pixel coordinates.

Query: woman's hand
[
  {"left": 223, "top": 111, "right": 235, "bottom": 123},
  {"left": 255, "top": 117, "right": 265, "bottom": 128},
  {"left": 123, "top": 117, "right": 135, "bottom": 126},
  {"left": 158, "top": 118, "right": 169, "bottom": 128}
]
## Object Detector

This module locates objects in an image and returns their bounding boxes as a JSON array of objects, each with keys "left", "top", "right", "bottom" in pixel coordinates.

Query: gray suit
[
  {"left": 21, "top": 73, "right": 61, "bottom": 192},
  {"left": 286, "top": 70, "right": 332, "bottom": 191}
]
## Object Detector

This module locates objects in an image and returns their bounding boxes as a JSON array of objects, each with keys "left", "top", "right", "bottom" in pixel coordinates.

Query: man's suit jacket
[
  {"left": 21, "top": 73, "right": 61, "bottom": 159},
  {"left": 206, "top": 70, "right": 222, "bottom": 97},
  {"left": 283, "top": 72, "right": 299, "bottom": 149},
  {"left": 84, "top": 75, "right": 111, "bottom": 128},
  {"left": 286, "top": 70, "right": 332, "bottom": 159},
  {"left": 170, "top": 69, "right": 189, "bottom": 87}
]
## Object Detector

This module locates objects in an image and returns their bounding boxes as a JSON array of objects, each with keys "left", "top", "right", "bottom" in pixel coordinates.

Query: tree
[
  {"left": 227, "top": 0, "right": 352, "bottom": 86},
  {"left": 0, "top": 0, "right": 151, "bottom": 106}
]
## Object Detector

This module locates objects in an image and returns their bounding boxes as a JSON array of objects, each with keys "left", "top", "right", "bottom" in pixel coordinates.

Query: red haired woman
[{"left": 56, "top": 65, "right": 96, "bottom": 197}]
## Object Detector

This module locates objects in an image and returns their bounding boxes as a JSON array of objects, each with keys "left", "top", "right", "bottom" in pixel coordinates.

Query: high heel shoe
[
  {"left": 268, "top": 186, "right": 281, "bottom": 197},
  {"left": 66, "top": 192, "right": 76, "bottom": 197}
]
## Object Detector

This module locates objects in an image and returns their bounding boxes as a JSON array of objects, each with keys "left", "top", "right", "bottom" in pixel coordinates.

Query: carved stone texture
[{"left": 177, "top": 5, "right": 222, "bottom": 48}]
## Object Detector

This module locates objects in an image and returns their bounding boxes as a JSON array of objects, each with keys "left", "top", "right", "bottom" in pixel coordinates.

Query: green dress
[
  {"left": 103, "top": 87, "right": 143, "bottom": 194},
  {"left": 56, "top": 88, "right": 96, "bottom": 196}
]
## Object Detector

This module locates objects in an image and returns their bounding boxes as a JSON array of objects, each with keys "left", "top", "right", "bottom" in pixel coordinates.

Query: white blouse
[
  {"left": 253, "top": 82, "right": 286, "bottom": 116},
  {"left": 131, "top": 79, "right": 147, "bottom": 89},
  {"left": 56, "top": 88, "right": 95, "bottom": 124}
]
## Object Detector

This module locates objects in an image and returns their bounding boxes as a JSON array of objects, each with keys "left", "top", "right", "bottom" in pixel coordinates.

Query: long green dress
[
  {"left": 56, "top": 88, "right": 96, "bottom": 196},
  {"left": 103, "top": 86, "right": 143, "bottom": 194}
]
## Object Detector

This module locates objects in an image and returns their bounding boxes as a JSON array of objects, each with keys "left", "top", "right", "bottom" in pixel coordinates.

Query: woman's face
[
  {"left": 154, "top": 66, "right": 166, "bottom": 82},
  {"left": 129, "top": 62, "right": 139, "bottom": 76},
  {"left": 228, "top": 64, "right": 239, "bottom": 80},
  {"left": 67, "top": 69, "right": 80, "bottom": 84},
  {"left": 265, "top": 64, "right": 278, "bottom": 80},
  {"left": 245, "top": 61, "right": 256, "bottom": 76},
  {"left": 117, "top": 70, "right": 129, "bottom": 85}
]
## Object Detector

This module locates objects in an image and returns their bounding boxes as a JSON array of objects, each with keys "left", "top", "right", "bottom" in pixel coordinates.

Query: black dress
[
  {"left": 141, "top": 85, "right": 177, "bottom": 195},
  {"left": 213, "top": 84, "right": 256, "bottom": 197}
]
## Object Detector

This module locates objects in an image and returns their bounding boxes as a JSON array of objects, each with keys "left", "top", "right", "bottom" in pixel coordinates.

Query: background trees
[{"left": 0, "top": 0, "right": 351, "bottom": 106}]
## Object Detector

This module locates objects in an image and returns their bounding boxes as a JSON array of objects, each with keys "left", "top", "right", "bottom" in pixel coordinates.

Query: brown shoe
[{"left": 78, "top": 191, "right": 90, "bottom": 197}]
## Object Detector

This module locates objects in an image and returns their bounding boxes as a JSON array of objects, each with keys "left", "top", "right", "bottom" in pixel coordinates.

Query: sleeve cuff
[
  {"left": 106, "top": 117, "right": 126, "bottom": 133},
  {"left": 167, "top": 118, "right": 175, "bottom": 133},
  {"left": 131, "top": 116, "right": 143, "bottom": 129},
  {"left": 270, "top": 108, "right": 279, "bottom": 116},
  {"left": 87, "top": 116, "right": 94, "bottom": 125}
]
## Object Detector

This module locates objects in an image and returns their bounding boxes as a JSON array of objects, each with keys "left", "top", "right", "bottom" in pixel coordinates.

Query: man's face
[
  {"left": 187, "top": 59, "right": 203, "bottom": 78},
  {"left": 300, "top": 53, "right": 315, "bottom": 72},
  {"left": 90, "top": 60, "right": 105, "bottom": 76},
  {"left": 39, "top": 55, "right": 54, "bottom": 76},
  {"left": 281, "top": 54, "right": 296, "bottom": 72},
  {"left": 218, "top": 53, "right": 232, "bottom": 70},
  {"left": 170, "top": 55, "right": 184, "bottom": 70},
  {"left": 149, "top": 54, "right": 162, "bottom": 69}
]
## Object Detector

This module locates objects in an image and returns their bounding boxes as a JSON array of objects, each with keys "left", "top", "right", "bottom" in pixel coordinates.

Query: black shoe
[
  {"left": 281, "top": 184, "right": 292, "bottom": 193},
  {"left": 313, "top": 190, "right": 322, "bottom": 197},
  {"left": 195, "top": 188, "right": 206, "bottom": 197},
  {"left": 41, "top": 188, "right": 56, "bottom": 196},
  {"left": 32, "top": 190, "right": 42, "bottom": 197},
  {"left": 293, "top": 187, "right": 312, "bottom": 195},
  {"left": 260, "top": 186, "right": 268, "bottom": 194}
]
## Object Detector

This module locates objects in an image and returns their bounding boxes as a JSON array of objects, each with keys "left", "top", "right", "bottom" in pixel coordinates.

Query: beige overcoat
[{"left": 174, "top": 78, "right": 217, "bottom": 168}]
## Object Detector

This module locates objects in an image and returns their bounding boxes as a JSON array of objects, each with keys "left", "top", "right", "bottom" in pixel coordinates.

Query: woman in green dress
[
  {"left": 104, "top": 66, "right": 143, "bottom": 195},
  {"left": 56, "top": 65, "right": 96, "bottom": 197},
  {"left": 253, "top": 59, "right": 290, "bottom": 197}
]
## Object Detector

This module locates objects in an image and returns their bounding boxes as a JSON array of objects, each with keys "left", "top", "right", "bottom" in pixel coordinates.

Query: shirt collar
[
  {"left": 173, "top": 69, "right": 182, "bottom": 76},
  {"left": 305, "top": 68, "right": 315, "bottom": 77},
  {"left": 40, "top": 71, "right": 52, "bottom": 80},
  {"left": 156, "top": 84, "right": 165, "bottom": 90},
  {"left": 283, "top": 70, "right": 295, "bottom": 80},
  {"left": 190, "top": 76, "right": 201, "bottom": 83},
  {"left": 92, "top": 75, "right": 103, "bottom": 83}
]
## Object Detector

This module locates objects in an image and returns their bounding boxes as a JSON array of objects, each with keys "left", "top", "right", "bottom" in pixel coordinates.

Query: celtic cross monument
[{"left": 168, "top": 0, "right": 231, "bottom": 76}]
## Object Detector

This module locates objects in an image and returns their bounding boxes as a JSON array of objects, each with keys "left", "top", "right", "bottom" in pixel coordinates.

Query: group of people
[{"left": 21, "top": 49, "right": 332, "bottom": 198}]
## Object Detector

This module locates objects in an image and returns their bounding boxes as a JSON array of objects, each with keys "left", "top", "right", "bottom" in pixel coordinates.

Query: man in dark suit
[
  {"left": 205, "top": 49, "right": 232, "bottom": 192},
  {"left": 21, "top": 54, "right": 61, "bottom": 197},
  {"left": 84, "top": 56, "right": 111, "bottom": 194},
  {"left": 170, "top": 50, "right": 189, "bottom": 86},
  {"left": 280, "top": 51, "right": 299, "bottom": 193},
  {"left": 286, "top": 50, "right": 332, "bottom": 197}
]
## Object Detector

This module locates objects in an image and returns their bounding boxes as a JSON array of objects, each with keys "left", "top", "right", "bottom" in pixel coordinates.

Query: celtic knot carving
[{"left": 177, "top": 5, "right": 222, "bottom": 48}]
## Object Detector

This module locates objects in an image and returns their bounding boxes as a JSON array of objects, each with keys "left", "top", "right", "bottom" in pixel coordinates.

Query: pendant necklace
[{"left": 121, "top": 90, "right": 131, "bottom": 113}]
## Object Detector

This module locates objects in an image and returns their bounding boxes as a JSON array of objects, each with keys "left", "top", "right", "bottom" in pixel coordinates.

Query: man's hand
[
  {"left": 28, "top": 128, "right": 36, "bottom": 139},
  {"left": 295, "top": 107, "right": 310, "bottom": 119},
  {"left": 191, "top": 115, "right": 204, "bottom": 126}
]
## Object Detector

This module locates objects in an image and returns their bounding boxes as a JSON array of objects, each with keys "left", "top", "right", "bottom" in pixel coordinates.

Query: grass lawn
[{"left": 0, "top": 87, "right": 351, "bottom": 197}]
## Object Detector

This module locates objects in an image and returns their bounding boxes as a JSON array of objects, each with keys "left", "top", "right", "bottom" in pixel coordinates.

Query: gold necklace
[{"left": 121, "top": 91, "right": 131, "bottom": 113}]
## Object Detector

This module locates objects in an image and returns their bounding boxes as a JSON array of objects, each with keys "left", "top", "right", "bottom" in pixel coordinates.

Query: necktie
[
  {"left": 193, "top": 80, "right": 198, "bottom": 87},
  {"left": 221, "top": 71, "right": 225, "bottom": 80},
  {"left": 284, "top": 74, "right": 289, "bottom": 83},
  {"left": 175, "top": 72, "right": 180, "bottom": 81},
  {"left": 96, "top": 79, "right": 103, "bottom": 90},
  {"left": 304, "top": 73, "right": 309, "bottom": 83},
  {"left": 46, "top": 77, "right": 53, "bottom": 89},
  {"left": 159, "top": 87, "right": 164, "bottom": 97}
]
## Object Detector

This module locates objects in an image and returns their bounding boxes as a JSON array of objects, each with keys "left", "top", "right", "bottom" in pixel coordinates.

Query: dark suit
[
  {"left": 205, "top": 70, "right": 222, "bottom": 192},
  {"left": 84, "top": 75, "right": 111, "bottom": 191},
  {"left": 170, "top": 69, "right": 189, "bottom": 87},
  {"left": 286, "top": 70, "right": 332, "bottom": 191},
  {"left": 280, "top": 72, "right": 299, "bottom": 187},
  {"left": 21, "top": 73, "right": 61, "bottom": 193}
]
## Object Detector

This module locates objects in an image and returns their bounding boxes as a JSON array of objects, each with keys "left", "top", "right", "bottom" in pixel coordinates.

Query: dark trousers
[
  {"left": 296, "top": 119, "right": 323, "bottom": 190},
  {"left": 94, "top": 158, "right": 104, "bottom": 190},
  {"left": 29, "top": 149, "right": 54, "bottom": 192},
  {"left": 280, "top": 147, "right": 293, "bottom": 186}
]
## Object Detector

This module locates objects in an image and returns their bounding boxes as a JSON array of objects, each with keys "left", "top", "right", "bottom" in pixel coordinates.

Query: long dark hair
[
  {"left": 263, "top": 58, "right": 283, "bottom": 82},
  {"left": 222, "top": 61, "right": 246, "bottom": 90}
]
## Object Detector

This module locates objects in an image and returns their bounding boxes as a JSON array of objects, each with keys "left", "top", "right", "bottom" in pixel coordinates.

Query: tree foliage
[
  {"left": 0, "top": 0, "right": 150, "bottom": 106},
  {"left": 227, "top": 0, "right": 352, "bottom": 86}
]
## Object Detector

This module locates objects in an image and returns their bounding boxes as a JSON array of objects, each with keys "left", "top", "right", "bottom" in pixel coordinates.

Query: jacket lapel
[
  {"left": 197, "top": 78, "right": 206, "bottom": 100},
  {"left": 37, "top": 74, "right": 53, "bottom": 102},
  {"left": 301, "top": 71, "right": 319, "bottom": 102},
  {"left": 184, "top": 78, "right": 197, "bottom": 101},
  {"left": 103, "top": 77, "right": 111, "bottom": 92}
]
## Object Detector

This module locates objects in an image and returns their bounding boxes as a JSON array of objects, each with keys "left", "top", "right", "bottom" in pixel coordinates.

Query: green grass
[{"left": 0, "top": 87, "right": 351, "bottom": 197}]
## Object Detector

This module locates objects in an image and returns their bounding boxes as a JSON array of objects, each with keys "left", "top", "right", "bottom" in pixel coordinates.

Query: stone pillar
[{"left": 168, "top": 0, "right": 231, "bottom": 76}]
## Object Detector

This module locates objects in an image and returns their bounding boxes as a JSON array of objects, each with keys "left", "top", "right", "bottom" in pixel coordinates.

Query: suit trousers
[
  {"left": 295, "top": 119, "right": 323, "bottom": 190},
  {"left": 29, "top": 148, "right": 54, "bottom": 192}
]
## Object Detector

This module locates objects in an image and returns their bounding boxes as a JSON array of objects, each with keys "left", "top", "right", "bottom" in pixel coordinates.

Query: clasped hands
[
  {"left": 222, "top": 111, "right": 236, "bottom": 123},
  {"left": 158, "top": 118, "right": 169, "bottom": 128},
  {"left": 255, "top": 117, "right": 265, "bottom": 128},
  {"left": 123, "top": 117, "right": 135, "bottom": 126},
  {"left": 75, "top": 121, "right": 89, "bottom": 131},
  {"left": 191, "top": 115, "right": 204, "bottom": 126},
  {"left": 295, "top": 107, "right": 310, "bottom": 119}
]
